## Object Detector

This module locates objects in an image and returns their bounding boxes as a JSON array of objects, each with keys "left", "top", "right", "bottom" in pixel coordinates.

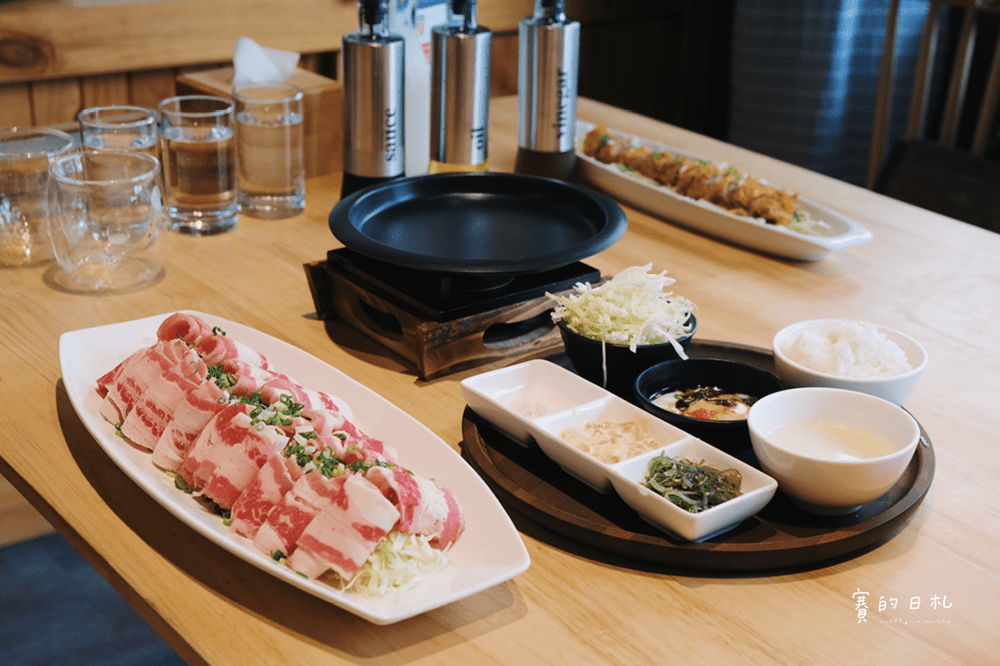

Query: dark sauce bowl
[
  {"left": 633, "top": 357, "right": 784, "bottom": 453},
  {"left": 558, "top": 315, "right": 697, "bottom": 399}
]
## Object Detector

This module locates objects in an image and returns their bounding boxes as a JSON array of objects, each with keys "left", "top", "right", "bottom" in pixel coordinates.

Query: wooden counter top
[{"left": 1, "top": 96, "right": 998, "bottom": 665}]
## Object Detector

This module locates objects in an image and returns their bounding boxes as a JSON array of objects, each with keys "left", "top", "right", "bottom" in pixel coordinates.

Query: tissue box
[{"left": 176, "top": 67, "right": 343, "bottom": 178}]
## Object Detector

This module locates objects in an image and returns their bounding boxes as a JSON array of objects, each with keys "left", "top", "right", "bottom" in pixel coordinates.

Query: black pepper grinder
[
  {"left": 428, "top": 0, "right": 492, "bottom": 173},
  {"left": 341, "top": 0, "right": 405, "bottom": 198},
  {"left": 514, "top": 0, "right": 580, "bottom": 180}
]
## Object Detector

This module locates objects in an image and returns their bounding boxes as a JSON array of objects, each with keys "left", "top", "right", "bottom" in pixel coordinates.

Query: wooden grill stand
[{"left": 305, "top": 260, "right": 570, "bottom": 380}]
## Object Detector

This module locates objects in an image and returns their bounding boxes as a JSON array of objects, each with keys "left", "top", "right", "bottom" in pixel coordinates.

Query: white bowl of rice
[{"left": 772, "top": 319, "right": 927, "bottom": 405}]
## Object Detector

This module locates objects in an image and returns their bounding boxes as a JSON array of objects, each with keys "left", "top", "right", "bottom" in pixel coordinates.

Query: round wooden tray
[{"left": 459, "top": 340, "right": 935, "bottom": 572}]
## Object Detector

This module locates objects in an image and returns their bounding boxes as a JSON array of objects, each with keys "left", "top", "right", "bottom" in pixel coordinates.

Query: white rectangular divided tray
[{"left": 460, "top": 359, "right": 777, "bottom": 541}]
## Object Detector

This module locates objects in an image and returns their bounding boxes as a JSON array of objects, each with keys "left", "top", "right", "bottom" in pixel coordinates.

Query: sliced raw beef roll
[
  {"left": 175, "top": 400, "right": 294, "bottom": 509},
  {"left": 175, "top": 402, "right": 254, "bottom": 491},
  {"left": 252, "top": 472, "right": 349, "bottom": 558},
  {"left": 156, "top": 312, "right": 213, "bottom": 346},
  {"left": 260, "top": 376, "right": 344, "bottom": 414},
  {"left": 229, "top": 454, "right": 305, "bottom": 538},
  {"left": 199, "top": 421, "right": 289, "bottom": 509},
  {"left": 366, "top": 466, "right": 465, "bottom": 550},
  {"left": 119, "top": 354, "right": 208, "bottom": 450},
  {"left": 221, "top": 359, "right": 280, "bottom": 399},
  {"left": 300, "top": 409, "right": 351, "bottom": 457},
  {"left": 287, "top": 473, "right": 401, "bottom": 580},
  {"left": 98, "top": 339, "right": 198, "bottom": 427},
  {"left": 196, "top": 333, "right": 269, "bottom": 369},
  {"left": 336, "top": 420, "right": 398, "bottom": 466},
  {"left": 151, "top": 380, "right": 230, "bottom": 472}
]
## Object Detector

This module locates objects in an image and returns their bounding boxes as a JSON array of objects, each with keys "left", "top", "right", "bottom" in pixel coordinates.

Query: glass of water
[
  {"left": 233, "top": 82, "right": 305, "bottom": 219},
  {"left": 158, "top": 95, "right": 238, "bottom": 235},
  {"left": 78, "top": 106, "right": 159, "bottom": 157}
]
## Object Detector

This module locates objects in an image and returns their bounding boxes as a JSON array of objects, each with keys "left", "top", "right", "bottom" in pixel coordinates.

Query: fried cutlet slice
[
  {"left": 595, "top": 138, "right": 629, "bottom": 164},
  {"left": 582, "top": 126, "right": 610, "bottom": 157},
  {"left": 674, "top": 162, "right": 721, "bottom": 199},
  {"left": 725, "top": 177, "right": 769, "bottom": 211},
  {"left": 620, "top": 145, "right": 653, "bottom": 171},
  {"left": 749, "top": 189, "right": 798, "bottom": 225},
  {"left": 655, "top": 155, "right": 694, "bottom": 187},
  {"left": 705, "top": 172, "right": 741, "bottom": 205}
]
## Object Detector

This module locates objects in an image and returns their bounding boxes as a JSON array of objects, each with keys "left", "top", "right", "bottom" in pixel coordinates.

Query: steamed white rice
[{"left": 783, "top": 322, "right": 913, "bottom": 378}]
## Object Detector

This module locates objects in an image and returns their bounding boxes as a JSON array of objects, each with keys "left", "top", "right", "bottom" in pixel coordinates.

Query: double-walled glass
[
  {"left": 0, "top": 127, "right": 76, "bottom": 266},
  {"left": 48, "top": 151, "right": 165, "bottom": 291}
]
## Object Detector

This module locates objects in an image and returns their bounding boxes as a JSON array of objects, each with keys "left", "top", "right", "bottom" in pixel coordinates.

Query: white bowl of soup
[{"left": 747, "top": 387, "right": 920, "bottom": 515}]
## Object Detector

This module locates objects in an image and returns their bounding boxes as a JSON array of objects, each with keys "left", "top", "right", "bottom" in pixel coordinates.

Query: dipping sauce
[
  {"left": 767, "top": 422, "right": 895, "bottom": 460},
  {"left": 652, "top": 386, "right": 755, "bottom": 421},
  {"left": 560, "top": 420, "right": 660, "bottom": 464}
]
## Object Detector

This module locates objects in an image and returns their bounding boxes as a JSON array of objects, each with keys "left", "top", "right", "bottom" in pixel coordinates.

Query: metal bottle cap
[
  {"left": 343, "top": 0, "right": 405, "bottom": 179},
  {"left": 430, "top": 0, "right": 491, "bottom": 166},
  {"left": 518, "top": 0, "right": 580, "bottom": 153}
]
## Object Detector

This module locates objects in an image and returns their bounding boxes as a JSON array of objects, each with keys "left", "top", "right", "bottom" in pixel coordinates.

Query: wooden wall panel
[
  {"left": 490, "top": 32, "right": 519, "bottom": 97},
  {"left": 129, "top": 69, "right": 182, "bottom": 109},
  {"left": 0, "top": 83, "right": 34, "bottom": 126},
  {"left": 0, "top": 0, "right": 534, "bottom": 85},
  {"left": 28, "top": 77, "right": 80, "bottom": 125},
  {"left": 80, "top": 72, "right": 130, "bottom": 108}
]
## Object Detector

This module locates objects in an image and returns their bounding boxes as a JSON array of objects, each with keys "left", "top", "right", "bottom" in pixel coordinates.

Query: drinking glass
[
  {"left": 78, "top": 106, "right": 159, "bottom": 157},
  {"left": 48, "top": 151, "right": 165, "bottom": 291},
  {"left": 0, "top": 127, "right": 76, "bottom": 266},
  {"left": 158, "top": 95, "right": 238, "bottom": 235},
  {"left": 233, "top": 81, "right": 305, "bottom": 219}
]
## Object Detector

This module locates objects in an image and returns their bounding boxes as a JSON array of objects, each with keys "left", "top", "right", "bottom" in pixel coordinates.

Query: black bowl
[
  {"left": 558, "top": 315, "right": 697, "bottom": 398},
  {"left": 633, "top": 357, "right": 784, "bottom": 452}
]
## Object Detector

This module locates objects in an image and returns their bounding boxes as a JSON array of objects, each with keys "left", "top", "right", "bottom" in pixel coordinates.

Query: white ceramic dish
[
  {"left": 574, "top": 121, "right": 873, "bottom": 261},
  {"left": 748, "top": 387, "right": 920, "bottom": 515},
  {"left": 462, "top": 360, "right": 778, "bottom": 540},
  {"left": 610, "top": 440, "right": 778, "bottom": 542},
  {"left": 530, "top": 394, "right": 692, "bottom": 493},
  {"left": 460, "top": 358, "right": 611, "bottom": 446},
  {"left": 60, "top": 311, "right": 530, "bottom": 625},
  {"left": 772, "top": 319, "right": 928, "bottom": 405}
]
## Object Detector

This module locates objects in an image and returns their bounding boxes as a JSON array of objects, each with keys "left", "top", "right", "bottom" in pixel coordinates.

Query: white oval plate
[
  {"left": 575, "top": 121, "right": 873, "bottom": 261},
  {"left": 59, "top": 311, "right": 530, "bottom": 625}
]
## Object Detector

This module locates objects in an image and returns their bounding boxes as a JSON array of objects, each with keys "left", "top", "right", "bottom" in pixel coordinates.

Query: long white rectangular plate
[
  {"left": 59, "top": 311, "right": 530, "bottom": 625},
  {"left": 575, "top": 121, "right": 873, "bottom": 261}
]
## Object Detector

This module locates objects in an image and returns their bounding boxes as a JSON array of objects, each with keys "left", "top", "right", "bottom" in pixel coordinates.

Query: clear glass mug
[
  {"left": 48, "top": 151, "right": 165, "bottom": 291},
  {"left": 0, "top": 127, "right": 76, "bottom": 266}
]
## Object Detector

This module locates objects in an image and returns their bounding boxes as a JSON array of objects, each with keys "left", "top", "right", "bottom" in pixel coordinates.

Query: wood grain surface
[
  {"left": 0, "top": 0, "right": 531, "bottom": 84},
  {"left": 1, "top": 96, "right": 998, "bottom": 665}
]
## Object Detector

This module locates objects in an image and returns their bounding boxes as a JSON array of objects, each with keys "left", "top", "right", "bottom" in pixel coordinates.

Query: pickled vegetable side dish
[{"left": 644, "top": 455, "right": 743, "bottom": 513}]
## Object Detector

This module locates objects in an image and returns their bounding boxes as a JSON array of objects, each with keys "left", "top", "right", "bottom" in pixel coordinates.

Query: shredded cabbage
[
  {"left": 548, "top": 264, "right": 695, "bottom": 356},
  {"left": 327, "top": 531, "right": 449, "bottom": 597}
]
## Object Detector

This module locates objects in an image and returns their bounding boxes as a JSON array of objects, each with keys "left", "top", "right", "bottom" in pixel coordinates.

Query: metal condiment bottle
[
  {"left": 428, "top": 0, "right": 492, "bottom": 173},
  {"left": 514, "top": 0, "right": 580, "bottom": 180},
  {"left": 341, "top": 0, "right": 405, "bottom": 198}
]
